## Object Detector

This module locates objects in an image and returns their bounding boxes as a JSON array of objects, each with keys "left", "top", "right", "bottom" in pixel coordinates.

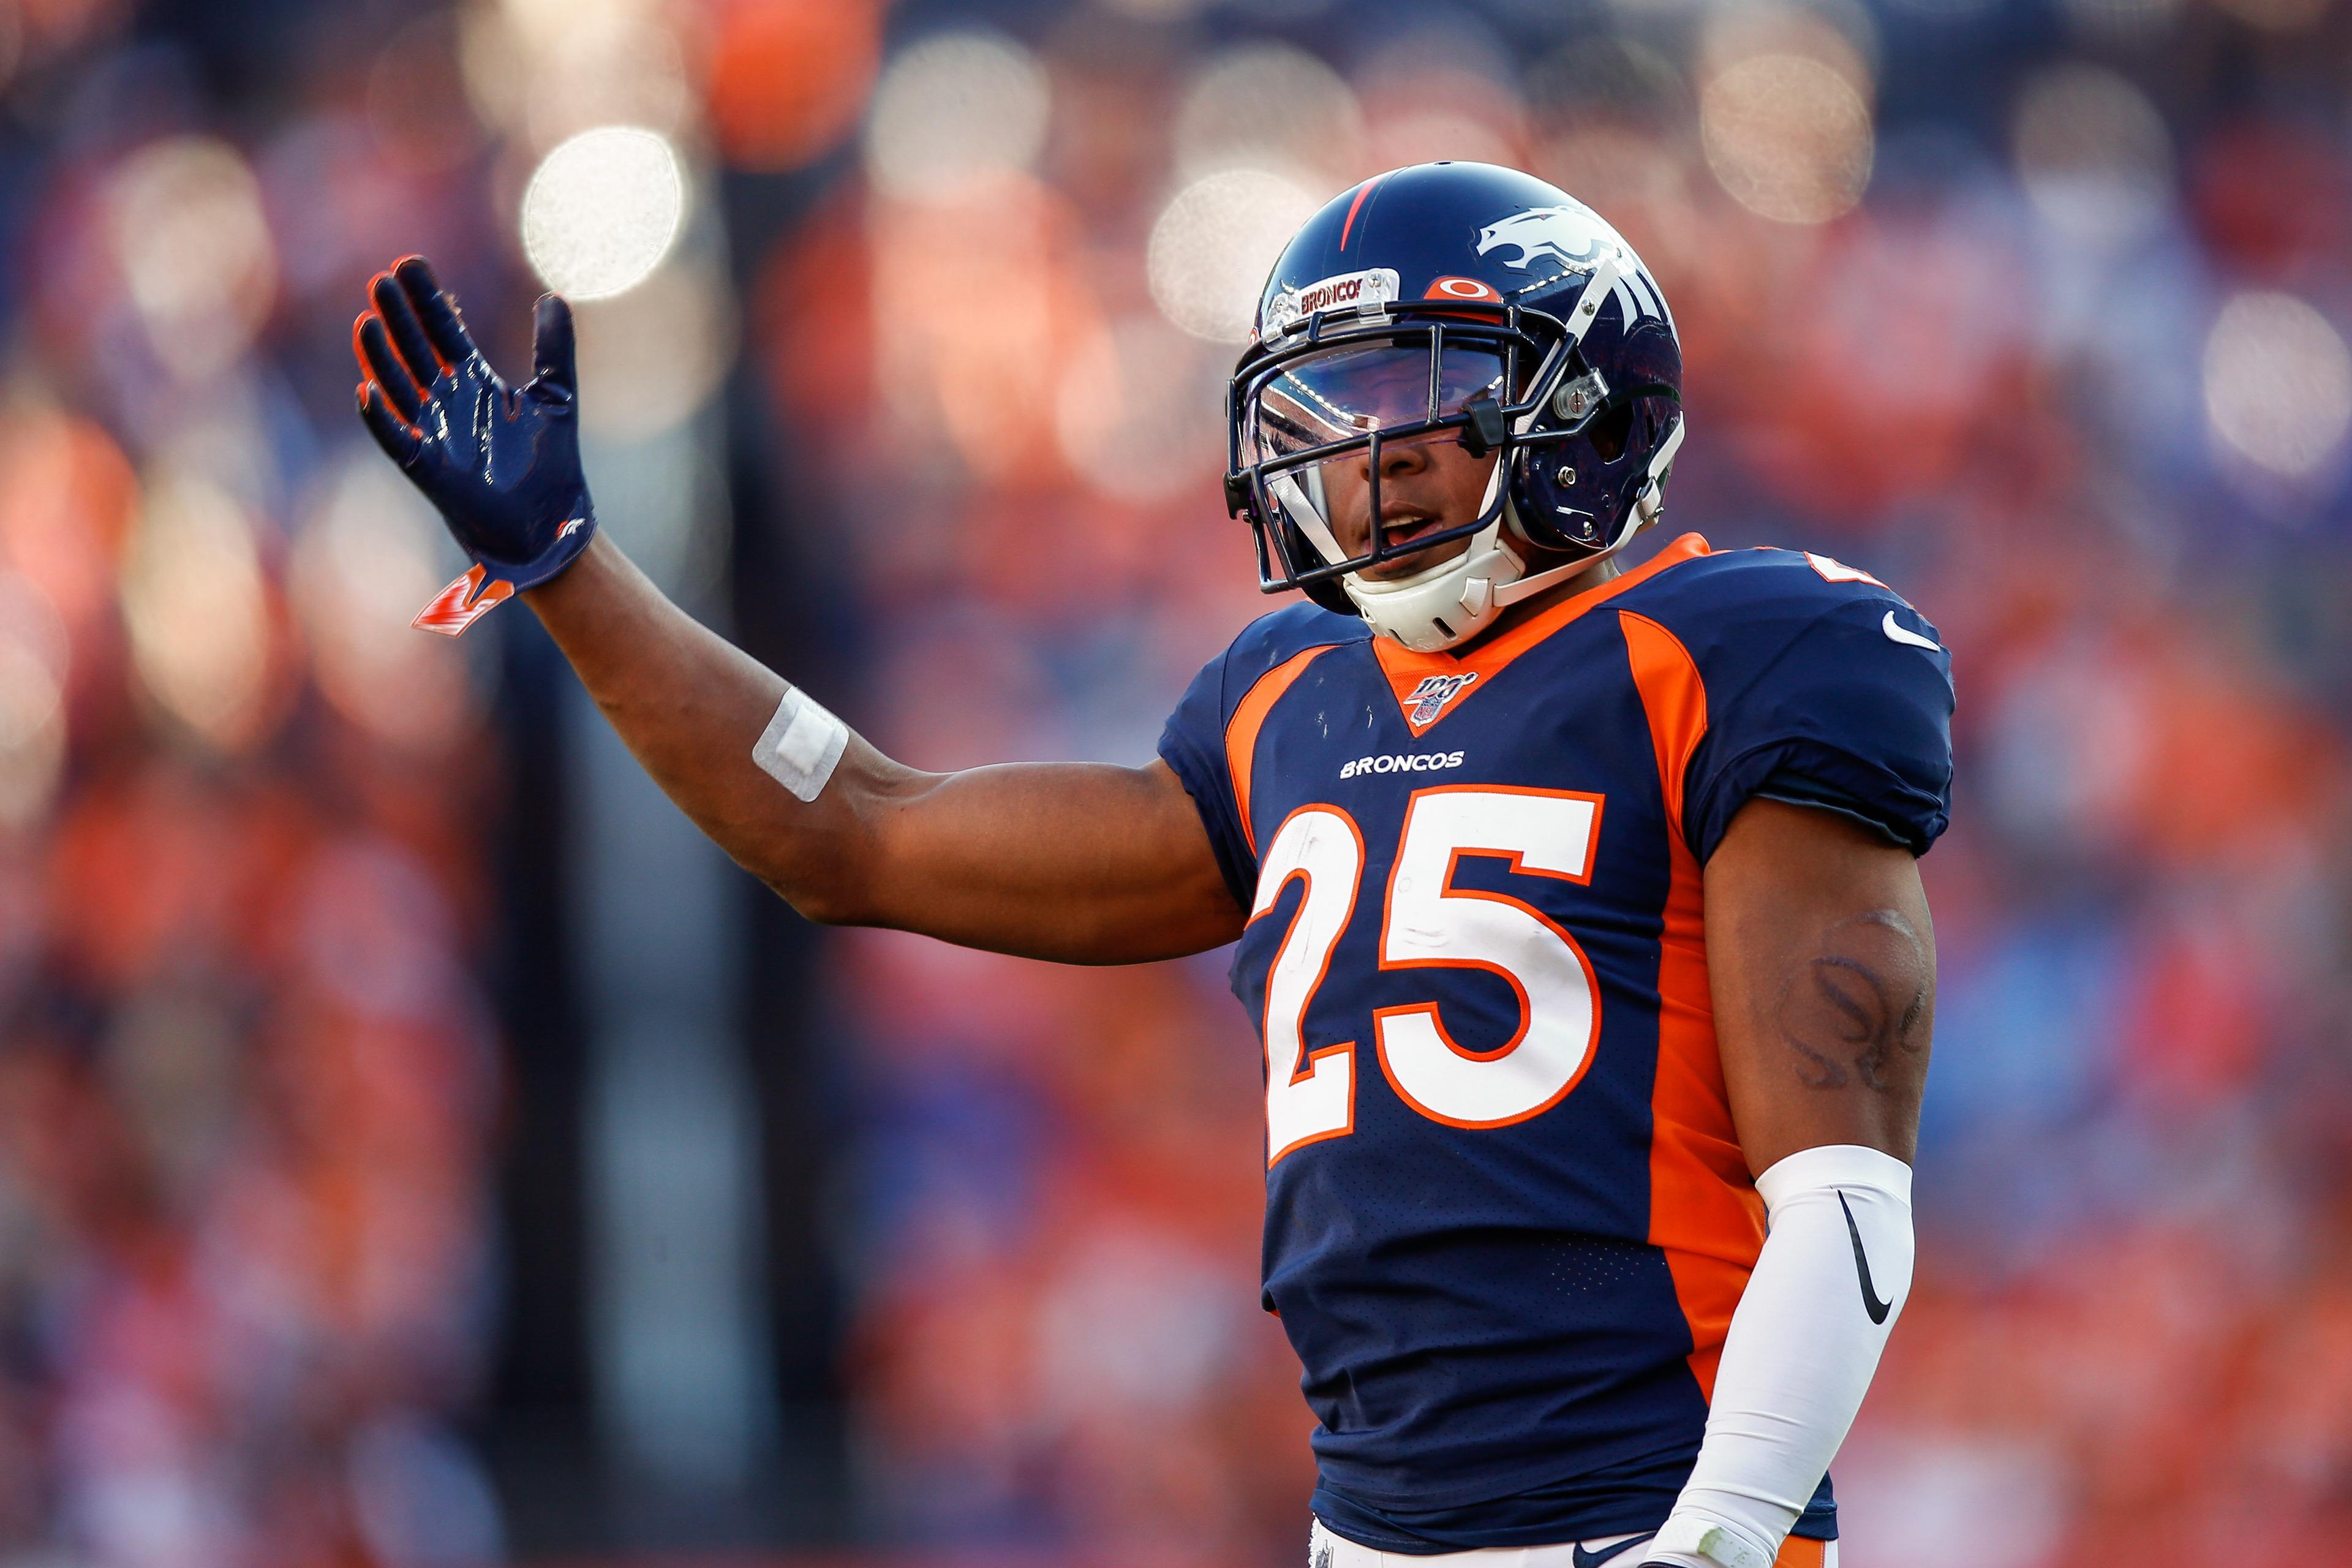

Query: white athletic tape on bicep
[{"left": 752, "top": 685, "right": 848, "bottom": 803}]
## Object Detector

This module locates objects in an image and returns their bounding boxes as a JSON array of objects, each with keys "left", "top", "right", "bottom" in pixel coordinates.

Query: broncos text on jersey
[{"left": 1157, "top": 535, "right": 1954, "bottom": 1554}]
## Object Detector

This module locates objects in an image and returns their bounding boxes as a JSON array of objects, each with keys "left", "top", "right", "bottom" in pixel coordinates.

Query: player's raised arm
[{"left": 353, "top": 256, "right": 1242, "bottom": 965}]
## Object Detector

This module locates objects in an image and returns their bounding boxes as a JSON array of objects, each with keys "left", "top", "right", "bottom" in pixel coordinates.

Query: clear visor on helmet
[{"left": 1242, "top": 338, "right": 1518, "bottom": 575}]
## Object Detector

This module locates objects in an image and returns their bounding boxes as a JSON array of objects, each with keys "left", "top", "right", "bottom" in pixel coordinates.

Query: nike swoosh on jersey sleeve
[{"left": 1880, "top": 610, "right": 1943, "bottom": 652}]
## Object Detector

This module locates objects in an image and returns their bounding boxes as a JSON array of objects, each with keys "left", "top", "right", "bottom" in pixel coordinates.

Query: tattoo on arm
[{"left": 1772, "top": 910, "right": 1930, "bottom": 1093}]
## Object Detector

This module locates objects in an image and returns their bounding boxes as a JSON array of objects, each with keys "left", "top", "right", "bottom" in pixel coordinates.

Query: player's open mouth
[
  {"left": 1352, "top": 511, "right": 1467, "bottom": 578},
  {"left": 1378, "top": 512, "right": 1450, "bottom": 552}
]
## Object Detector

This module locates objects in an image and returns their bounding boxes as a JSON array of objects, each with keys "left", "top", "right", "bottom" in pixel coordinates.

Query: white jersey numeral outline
[
  {"left": 1254, "top": 807, "right": 1365, "bottom": 1165},
  {"left": 1250, "top": 788, "right": 1606, "bottom": 1164},
  {"left": 1375, "top": 787, "right": 1605, "bottom": 1128}
]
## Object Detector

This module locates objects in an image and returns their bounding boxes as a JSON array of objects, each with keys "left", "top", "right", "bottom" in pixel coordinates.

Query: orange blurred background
[{"left": 3, "top": 0, "right": 2352, "bottom": 1564}]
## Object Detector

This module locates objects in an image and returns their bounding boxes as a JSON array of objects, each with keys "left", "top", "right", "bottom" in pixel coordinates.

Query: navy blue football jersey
[{"left": 1157, "top": 535, "right": 1954, "bottom": 1553}]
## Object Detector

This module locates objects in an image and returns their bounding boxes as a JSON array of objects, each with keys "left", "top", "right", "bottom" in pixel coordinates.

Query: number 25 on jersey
[{"left": 1250, "top": 786, "right": 1605, "bottom": 1165}]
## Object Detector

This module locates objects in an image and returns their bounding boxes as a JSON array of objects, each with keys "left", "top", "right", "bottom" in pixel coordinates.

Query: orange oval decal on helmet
[{"left": 1423, "top": 276, "right": 1502, "bottom": 302}]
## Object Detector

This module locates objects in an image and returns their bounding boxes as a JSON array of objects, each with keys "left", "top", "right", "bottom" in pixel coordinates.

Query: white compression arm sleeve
[{"left": 1649, "top": 1144, "right": 1915, "bottom": 1568}]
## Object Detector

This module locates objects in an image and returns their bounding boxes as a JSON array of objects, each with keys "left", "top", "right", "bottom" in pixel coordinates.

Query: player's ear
[{"left": 529, "top": 294, "right": 576, "bottom": 403}]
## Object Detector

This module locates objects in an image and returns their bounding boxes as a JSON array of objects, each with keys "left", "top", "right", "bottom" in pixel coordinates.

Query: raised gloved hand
[{"left": 353, "top": 255, "right": 596, "bottom": 634}]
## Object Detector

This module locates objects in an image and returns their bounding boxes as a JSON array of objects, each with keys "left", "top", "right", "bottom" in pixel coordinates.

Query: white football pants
[{"left": 1307, "top": 1516, "right": 1841, "bottom": 1568}]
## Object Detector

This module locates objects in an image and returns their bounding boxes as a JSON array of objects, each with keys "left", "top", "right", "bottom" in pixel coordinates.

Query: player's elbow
[
  {"left": 749, "top": 853, "right": 876, "bottom": 927},
  {"left": 769, "top": 878, "right": 872, "bottom": 927},
  {"left": 738, "top": 776, "right": 919, "bottom": 929},
  {"left": 748, "top": 817, "right": 906, "bottom": 927}
]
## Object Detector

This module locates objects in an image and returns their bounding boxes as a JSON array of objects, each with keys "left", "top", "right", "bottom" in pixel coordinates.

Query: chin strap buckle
[
  {"left": 1635, "top": 413, "right": 1688, "bottom": 527},
  {"left": 1457, "top": 395, "right": 1508, "bottom": 459}
]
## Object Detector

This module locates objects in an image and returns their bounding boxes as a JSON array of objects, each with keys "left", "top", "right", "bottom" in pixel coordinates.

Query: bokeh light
[
  {"left": 862, "top": 29, "right": 1050, "bottom": 202},
  {"left": 521, "top": 9, "right": 690, "bottom": 149},
  {"left": 2012, "top": 65, "right": 2174, "bottom": 247},
  {"left": 0, "top": 575, "right": 67, "bottom": 829},
  {"left": 1055, "top": 315, "right": 1223, "bottom": 503},
  {"left": 1147, "top": 168, "right": 1319, "bottom": 344},
  {"left": 1695, "top": 1, "right": 1876, "bottom": 97},
  {"left": 575, "top": 258, "right": 736, "bottom": 437},
  {"left": 1700, "top": 53, "right": 1874, "bottom": 225},
  {"left": 706, "top": 0, "right": 882, "bottom": 172},
  {"left": 118, "top": 475, "right": 271, "bottom": 751},
  {"left": 107, "top": 137, "right": 277, "bottom": 379},
  {"left": 2203, "top": 292, "right": 2352, "bottom": 481},
  {"left": 865, "top": 184, "right": 1095, "bottom": 487},
  {"left": 1172, "top": 43, "right": 1360, "bottom": 185},
  {"left": 457, "top": 1, "right": 526, "bottom": 130},
  {"left": 0, "top": 407, "right": 138, "bottom": 631},
  {"left": 291, "top": 455, "right": 476, "bottom": 752},
  {"left": 521, "top": 125, "right": 686, "bottom": 301},
  {"left": 1354, "top": 33, "right": 1526, "bottom": 173}
]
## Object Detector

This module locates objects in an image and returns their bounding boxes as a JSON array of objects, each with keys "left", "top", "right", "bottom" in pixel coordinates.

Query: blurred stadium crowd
[{"left": 4, "top": 0, "right": 2352, "bottom": 1564}]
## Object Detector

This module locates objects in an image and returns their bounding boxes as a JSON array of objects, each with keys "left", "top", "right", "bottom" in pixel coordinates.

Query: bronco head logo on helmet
[{"left": 1474, "top": 204, "right": 1673, "bottom": 331}]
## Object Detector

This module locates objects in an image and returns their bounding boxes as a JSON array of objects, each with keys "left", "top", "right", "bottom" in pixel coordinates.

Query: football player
[{"left": 353, "top": 161, "right": 1951, "bottom": 1568}]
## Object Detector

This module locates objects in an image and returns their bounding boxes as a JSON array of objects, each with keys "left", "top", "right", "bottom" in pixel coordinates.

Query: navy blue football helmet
[{"left": 1224, "top": 162, "right": 1685, "bottom": 650}]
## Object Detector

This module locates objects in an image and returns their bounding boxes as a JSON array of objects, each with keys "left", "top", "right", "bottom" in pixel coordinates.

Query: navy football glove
[{"left": 353, "top": 255, "right": 596, "bottom": 635}]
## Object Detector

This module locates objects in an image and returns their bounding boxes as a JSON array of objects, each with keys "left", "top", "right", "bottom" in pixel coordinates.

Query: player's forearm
[
  {"left": 516, "top": 540, "right": 1243, "bottom": 957},
  {"left": 1649, "top": 1146, "right": 1914, "bottom": 1568},
  {"left": 350, "top": 260, "right": 1238, "bottom": 959},
  {"left": 519, "top": 533, "right": 899, "bottom": 919},
  {"left": 1646, "top": 802, "right": 1931, "bottom": 1568},
  {"left": 853, "top": 760, "right": 1245, "bottom": 962}
]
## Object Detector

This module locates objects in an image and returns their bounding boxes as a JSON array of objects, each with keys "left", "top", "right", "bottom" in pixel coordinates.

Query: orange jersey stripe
[
  {"left": 1370, "top": 534, "right": 1714, "bottom": 736},
  {"left": 1226, "top": 643, "right": 1343, "bottom": 858},
  {"left": 1620, "top": 608, "right": 1765, "bottom": 1402},
  {"left": 1619, "top": 611, "right": 1704, "bottom": 837}
]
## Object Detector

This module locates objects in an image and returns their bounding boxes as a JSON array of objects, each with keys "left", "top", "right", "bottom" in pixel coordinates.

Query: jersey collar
[{"left": 1372, "top": 533, "right": 1713, "bottom": 737}]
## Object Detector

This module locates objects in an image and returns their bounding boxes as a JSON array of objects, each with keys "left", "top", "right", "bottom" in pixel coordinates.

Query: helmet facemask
[
  {"left": 1226, "top": 287, "right": 1676, "bottom": 650},
  {"left": 1245, "top": 329, "right": 1521, "bottom": 582}
]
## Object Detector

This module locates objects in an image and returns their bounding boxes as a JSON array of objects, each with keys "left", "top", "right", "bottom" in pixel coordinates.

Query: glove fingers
[
  {"left": 358, "top": 383, "right": 423, "bottom": 466},
  {"left": 369, "top": 269, "right": 444, "bottom": 390},
  {"left": 353, "top": 313, "right": 424, "bottom": 423},
  {"left": 392, "top": 254, "right": 481, "bottom": 368},
  {"left": 528, "top": 294, "right": 577, "bottom": 402}
]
